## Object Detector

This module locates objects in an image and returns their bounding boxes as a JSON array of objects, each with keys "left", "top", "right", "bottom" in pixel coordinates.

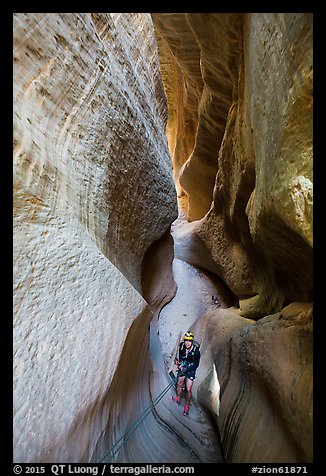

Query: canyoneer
[{"left": 172, "top": 331, "right": 201, "bottom": 416}]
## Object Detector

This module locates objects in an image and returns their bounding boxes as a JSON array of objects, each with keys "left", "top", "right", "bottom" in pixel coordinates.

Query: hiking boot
[
  {"left": 183, "top": 404, "right": 189, "bottom": 416},
  {"left": 172, "top": 396, "right": 180, "bottom": 405}
]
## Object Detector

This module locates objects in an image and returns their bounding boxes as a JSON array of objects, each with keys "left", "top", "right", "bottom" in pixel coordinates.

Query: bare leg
[
  {"left": 185, "top": 378, "right": 194, "bottom": 406},
  {"left": 176, "top": 376, "right": 185, "bottom": 398}
]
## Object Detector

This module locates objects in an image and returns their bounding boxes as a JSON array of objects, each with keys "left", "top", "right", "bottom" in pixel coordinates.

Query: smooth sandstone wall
[
  {"left": 153, "top": 13, "right": 313, "bottom": 463},
  {"left": 153, "top": 12, "right": 313, "bottom": 318},
  {"left": 13, "top": 13, "right": 177, "bottom": 462}
]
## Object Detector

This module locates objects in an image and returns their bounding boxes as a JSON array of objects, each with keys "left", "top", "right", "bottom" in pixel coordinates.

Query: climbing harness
[{"left": 97, "top": 370, "right": 180, "bottom": 463}]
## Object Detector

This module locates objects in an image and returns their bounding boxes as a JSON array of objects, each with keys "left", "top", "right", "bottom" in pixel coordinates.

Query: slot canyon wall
[
  {"left": 13, "top": 13, "right": 178, "bottom": 462},
  {"left": 152, "top": 12, "right": 313, "bottom": 462},
  {"left": 13, "top": 12, "right": 313, "bottom": 464}
]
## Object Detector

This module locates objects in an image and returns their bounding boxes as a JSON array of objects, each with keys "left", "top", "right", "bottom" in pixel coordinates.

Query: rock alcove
[{"left": 13, "top": 13, "right": 312, "bottom": 464}]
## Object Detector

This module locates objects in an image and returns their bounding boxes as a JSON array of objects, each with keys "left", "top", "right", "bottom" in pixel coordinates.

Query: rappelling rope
[{"left": 97, "top": 373, "right": 179, "bottom": 463}]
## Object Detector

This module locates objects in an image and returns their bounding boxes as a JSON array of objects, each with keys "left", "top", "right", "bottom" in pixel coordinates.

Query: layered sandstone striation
[
  {"left": 13, "top": 13, "right": 179, "bottom": 462},
  {"left": 193, "top": 302, "right": 312, "bottom": 463},
  {"left": 152, "top": 13, "right": 242, "bottom": 219},
  {"left": 14, "top": 13, "right": 176, "bottom": 293},
  {"left": 152, "top": 13, "right": 313, "bottom": 319},
  {"left": 153, "top": 13, "right": 313, "bottom": 462},
  {"left": 13, "top": 12, "right": 313, "bottom": 465}
]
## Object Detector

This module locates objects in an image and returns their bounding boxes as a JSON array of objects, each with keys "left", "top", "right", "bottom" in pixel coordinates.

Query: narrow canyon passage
[
  {"left": 147, "top": 198, "right": 239, "bottom": 463},
  {"left": 143, "top": 199, "right": 231, "bottom": 463},
  {"left": 88, "top": 208, "right": 227, "bottom": 464},
  {"left": 158, "top": 197, "right": 236, "bottom": 365},
  {"left": 13, "top": 13, "right": 313, "bottom": 465}
]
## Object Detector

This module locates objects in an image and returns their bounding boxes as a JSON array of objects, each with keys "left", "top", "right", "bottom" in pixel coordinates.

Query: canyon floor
[
  {"left": 153, "top": 198, "right": 238, "bottom": 463},
  {"left": 158, "top": 197, "right": 236, "bottom": 369}
]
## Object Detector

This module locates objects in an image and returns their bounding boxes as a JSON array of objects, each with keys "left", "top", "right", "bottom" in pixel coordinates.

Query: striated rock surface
[
  {"left": 13, "top": 11, "right": 313, "bottom": 465},
  {"left": 13, "top": 13, "right": 178, "bottom": 463},
  {"left": 153, "top": 12, "right": 313, "bottom": 463},
  {"left": 227, "top": 302, "right": 313, "bottom": 463},
  {"left": 152, "top": 13, "right": 243, "bottom": 220},
  {"left": 153, "top": 12, "right": 313, "bottom": 318},
  {"left": 192, "top": 302, "right": 312, "bottom": 463},
  {"left": 13, "top": 196, "right": 149, "bottom": 462},
  {"left": 14, "top": 13, "right": 176, "bottom": 293},
  {"left": 244, "top": 13, "right": 313, "bottom": 312}
]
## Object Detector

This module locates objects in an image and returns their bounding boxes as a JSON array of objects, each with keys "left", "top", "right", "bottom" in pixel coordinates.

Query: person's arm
[
  {"left": 175, "top": 343, "right": 181, "bottom": 367},
  {"left": 177, "top": 344, "right": 188, "bottom": 372}
]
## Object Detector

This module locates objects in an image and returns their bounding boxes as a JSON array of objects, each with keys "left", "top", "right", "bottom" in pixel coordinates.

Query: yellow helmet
[{"left": 184, "top": 331, "right": 194, "bottom": 341}]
